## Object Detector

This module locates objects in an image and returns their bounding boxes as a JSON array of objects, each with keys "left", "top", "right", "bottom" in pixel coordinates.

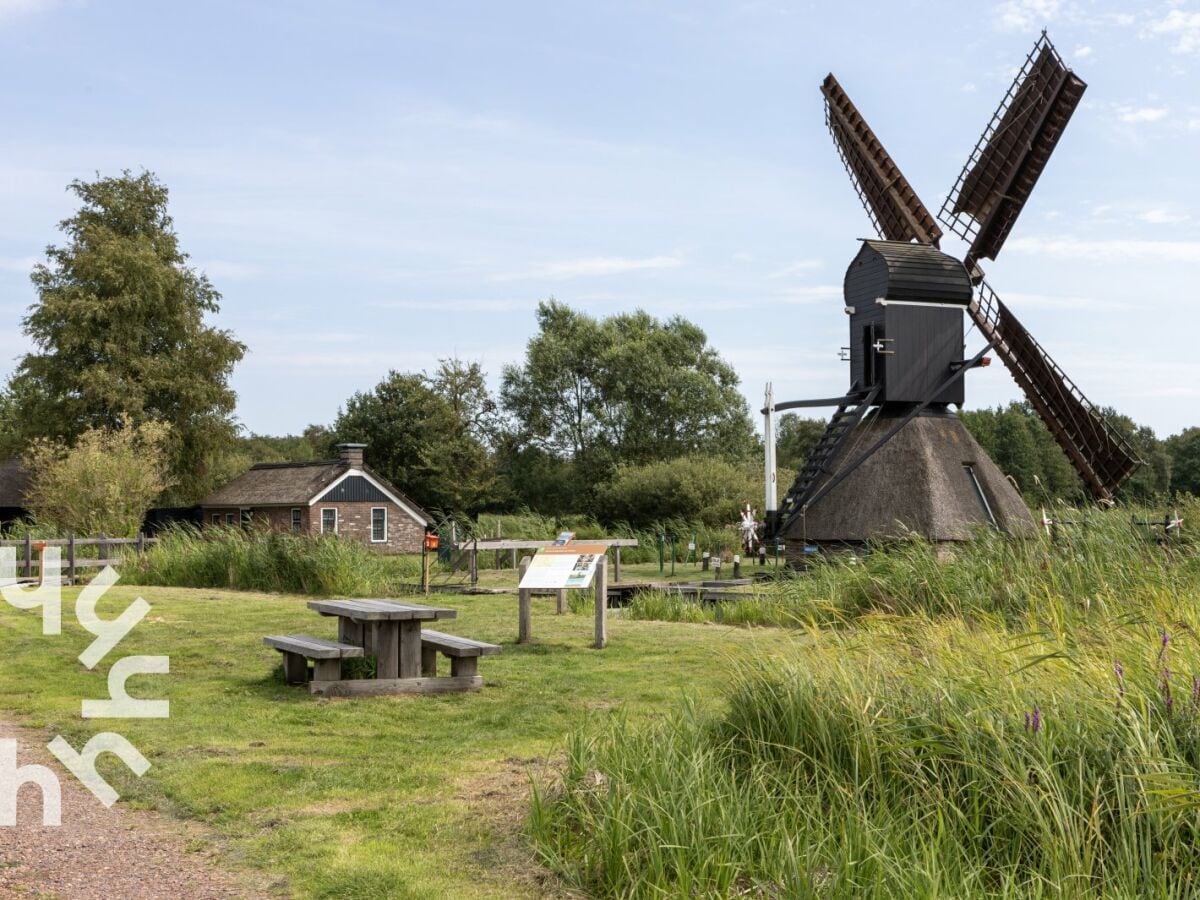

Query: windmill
[{"left": 764, "top": 33, "right": 1141, "bottom": 548}]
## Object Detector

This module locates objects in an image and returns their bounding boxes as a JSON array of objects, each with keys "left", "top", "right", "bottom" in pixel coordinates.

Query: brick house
[{"left": 200, "top": 444, "right": 429, "bottom": 553}]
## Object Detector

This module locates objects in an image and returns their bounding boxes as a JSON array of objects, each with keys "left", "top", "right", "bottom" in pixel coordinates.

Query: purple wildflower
[
  {"left": 1025, "top": 706, "right": 1042, "bottom": 733},
  {"left": 1115, "top": 661, "right": 1126, "bottom": 708},
  {"left": 1192, "top": 676, "right": 1200, "bottom": 707},
  {"left": 1158, "top": 630, "right": 1171, "bottom": 667},
  {"left": 1161, "top": 667, "right": 1174, "bottom": 714}
]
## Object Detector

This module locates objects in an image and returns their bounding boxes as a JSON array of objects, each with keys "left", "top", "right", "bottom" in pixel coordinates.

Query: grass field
[{"left": 0, "top": 580, "right": 796, "bottom": 898}]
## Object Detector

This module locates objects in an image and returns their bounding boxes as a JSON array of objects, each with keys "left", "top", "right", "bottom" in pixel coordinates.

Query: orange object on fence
[{"left": 423, "top": 533, "right": 439, "bottom": 552}]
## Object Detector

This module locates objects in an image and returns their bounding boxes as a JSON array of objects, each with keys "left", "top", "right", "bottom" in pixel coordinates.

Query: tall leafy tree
[
  {"left": 775, "top": 415, "right": 826, "bottom": 471},
  {"left": 5, "top": 171, "right": 245, "bottom": 503},
  {"left": 501, "top": 301, "right": 757, "bottom": 493},
  {"left": 331, "top": 370, "right": 497, "bottom": 514},
  {"left": 1167, "top": 428, "right": 1200, "bottom": 496}
]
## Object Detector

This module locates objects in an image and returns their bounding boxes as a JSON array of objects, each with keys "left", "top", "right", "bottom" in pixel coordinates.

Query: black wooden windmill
[{"left": 765, "top": 33, "right": 1141, "bottom": 547}]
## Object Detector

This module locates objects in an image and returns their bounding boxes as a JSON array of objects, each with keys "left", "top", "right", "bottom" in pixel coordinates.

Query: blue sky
[{"left": 0, "top": 0, "right": 1197, "bottom": 438}]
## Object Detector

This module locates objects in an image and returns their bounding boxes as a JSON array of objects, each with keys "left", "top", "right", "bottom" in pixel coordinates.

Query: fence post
[
  {"left": 556, "top": 588, "right": 567, "bottom": 615},
  {"left": 469, "top": 540, "right": 478, "bottom": 587},
  {"left": 518, "top": 556, "right": 532, "bottom": 643},
  {"left": 23, "top": 533, "right": 31, "bottom": 579},
  {"left": 67, "top": 532, "right": 76, "bottom": 585},
  {"left": 98, "top": 533, "right": 109, "bottom": 566},
  {"left": 614, "top": 546, "right": 622, "bottom": 583},
  {"left": 137, "top": 531, "right": 145, "bottom": 555},
  {"left": 594, "top": 555, "right": 608, "bottom": 650}
]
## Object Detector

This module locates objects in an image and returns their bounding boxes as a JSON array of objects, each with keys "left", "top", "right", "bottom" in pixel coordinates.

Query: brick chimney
[{"left": 336, "top": 443, "right": 366, "bottom": 468}]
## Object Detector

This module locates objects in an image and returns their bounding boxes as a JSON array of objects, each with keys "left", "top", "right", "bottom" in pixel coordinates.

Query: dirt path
[{"left": 0, "top": 720, "right": 280, "bottom": 899}]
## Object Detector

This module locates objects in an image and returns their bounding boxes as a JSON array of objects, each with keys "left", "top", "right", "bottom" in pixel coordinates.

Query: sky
[{"left": 0, "top": 0, "right": 1197, "bottom": 439}]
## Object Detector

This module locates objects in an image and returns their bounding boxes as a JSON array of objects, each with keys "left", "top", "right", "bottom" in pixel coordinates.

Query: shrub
[
  {"left": 23, "top": 418, "right": 172, "bottom": 538},
  {"left": 594, "top": 456, "right": 791, "bottom": 529}
]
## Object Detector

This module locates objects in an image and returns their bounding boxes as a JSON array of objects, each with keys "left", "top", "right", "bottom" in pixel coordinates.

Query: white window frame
[
  {"left": 290, "top": 507, "right": 302, "bottom": 533},
  {"left": 320, "top": 508, "right": 338, "bottom": 535},
  {"left": 211, "top": 513, "right": 220, "bottom": 526},
  {"left": 370, "top": 507, "right": 388, "bottom": 543}
]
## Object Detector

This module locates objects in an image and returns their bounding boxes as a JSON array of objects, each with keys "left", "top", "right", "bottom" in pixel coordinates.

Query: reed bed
[
  {"left": 123, "top": 525, "right": 419, "bottom": 595},
  {"left": 534, "top": 499, "right": 1200, "bottom": 896}
]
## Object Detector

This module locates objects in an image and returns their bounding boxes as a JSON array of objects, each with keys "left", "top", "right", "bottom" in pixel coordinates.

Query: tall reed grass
[
  {"left": 123, "top": 525, "right": 419, "bottom": 595},
  {"left": 533, "top": 498, "right": 1200, "bottom": 895}
]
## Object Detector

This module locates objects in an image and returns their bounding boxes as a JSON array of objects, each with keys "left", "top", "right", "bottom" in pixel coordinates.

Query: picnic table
[
  {"left": 264, "top": 598, "right": 500, "bottom": 697},
  {"left": 309, "top": 599, "right": 457, "bottom": 679}
]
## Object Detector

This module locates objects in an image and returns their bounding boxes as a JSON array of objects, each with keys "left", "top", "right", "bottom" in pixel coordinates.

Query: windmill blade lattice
[
  {"left": 939, "top": 34, "right": 1086, "bottom": 264},
  {"left": 821, "top": 74, "right": 942, "bottom": 245},
  {"left": 970, "top": 280, "right": 1141, "bottom": 501}
]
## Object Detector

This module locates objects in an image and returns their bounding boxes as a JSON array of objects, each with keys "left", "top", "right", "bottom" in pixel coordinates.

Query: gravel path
[{"left": 0, "top": 720, "right": 278, "bottom": 899}]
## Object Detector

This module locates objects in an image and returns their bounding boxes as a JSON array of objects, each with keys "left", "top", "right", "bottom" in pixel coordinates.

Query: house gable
[
  {"left": 316, "top": 475, "right": 389, "bottom": 504},
  {"left": 309, "top": 469, "right": 427, "bottom": 527}
]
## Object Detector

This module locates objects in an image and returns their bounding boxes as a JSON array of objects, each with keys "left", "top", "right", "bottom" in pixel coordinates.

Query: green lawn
[{"left": 0, "top": 583, "right": 798, "bottom": 898}]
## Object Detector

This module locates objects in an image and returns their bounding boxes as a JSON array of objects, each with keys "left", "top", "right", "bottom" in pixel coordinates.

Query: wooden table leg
[
  {"left": 339, "top": 617, "right": 364, "bottom": 647},
  {"left": 399, "top": 620, "right": 421, "bottom": 678},
  {"left": 374, "top": 622, "right": 400, "bottom": 679}
]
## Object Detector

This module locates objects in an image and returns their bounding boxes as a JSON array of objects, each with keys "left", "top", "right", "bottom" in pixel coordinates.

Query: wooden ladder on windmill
[{"left": 776, "top": 383, "right": 882, "bottom": 528}]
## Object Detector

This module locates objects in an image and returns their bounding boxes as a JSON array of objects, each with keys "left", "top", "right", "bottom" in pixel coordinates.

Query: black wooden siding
[
  {"left": 843, "top": 241, "right": 968, "bottom": 404},
  {"left": 317, "top": 475, "right": 390, "bottom": 504}
]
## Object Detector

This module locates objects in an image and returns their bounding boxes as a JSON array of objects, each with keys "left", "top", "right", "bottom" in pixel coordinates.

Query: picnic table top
[{"left": 307, "top": 598, "right": 458, "bottom": 621}]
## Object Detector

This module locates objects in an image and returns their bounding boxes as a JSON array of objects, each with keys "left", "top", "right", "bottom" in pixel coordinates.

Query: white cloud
[
  {"left": 1001, "top": 290, "right": 1130, "bottom": 311},
  {"left": 1189, "top": 118, "right": 1200, "bottom": 132},
  {"left": 766, "top": 259, "right": 823, "bottom": 279},
  {"left": 993, "top": 0, "right": 1062, "bottom": 32},
  {"left": 200, "top": 260, "right": 261, "bottom": 280},
  {"left": 961, "top": 81, "right": 978, "bottom": 93},
  {"left": 0, "top": 255, "right": 37, "bottom": 273},
  {"left": 1116, "top": 105, "right": 1169, "bottom": 124},
  {"left": 1149, "top": 8, "right": 1200, "bottom": 54},
  {"left": 1073, "top": 45, "right": 1093, "bottom": 59},
  {"left": 371, "top": 298, "right": 528, "bottom": 313},
  {"left": 493, "top": 255, "right": 683, "bottom": 281},
  {"left": 774, "top": 284, "right": 843, "bottom": 305},
  {"left": 0, "top": 0, "right": 55, "bottom": 21},
  {"left": 1006, "top": 236, "right": 1200, "bottom": 263},
  {"left": 1137, "top": 208, "right": 1190, "bottom": 225}
]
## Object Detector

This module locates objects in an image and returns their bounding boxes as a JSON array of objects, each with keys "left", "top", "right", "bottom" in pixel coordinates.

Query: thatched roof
[
  {"left": 782, "top": 411, "right": 1034, "bottom": 544},
  {"left": 0, "top": 458, "right": 30, "bottom": 508},
  {"left": 202, "top": 461, "right": 346, "bottom": 507},
  {"left": 200, "top": 460, "right": 430, "bottom": 524}
]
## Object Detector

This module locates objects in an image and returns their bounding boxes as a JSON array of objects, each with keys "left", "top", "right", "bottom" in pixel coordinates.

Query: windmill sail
[
  {"left": 970, "top": 280, "right": 1140, "bottom": 501},
  {"left": 821, "top": 74, "right": 942, "bottom": 245},
  {"left": 939, "top": 34, "right": 1086, "bottom": 264}
]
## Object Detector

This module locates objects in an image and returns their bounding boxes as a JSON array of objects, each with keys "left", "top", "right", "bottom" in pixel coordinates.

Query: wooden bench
[
  {"left": 264, "top": 634, "right": 364, "bottom": 684},
  {"left": 420, "top": 630, "right": 501, "bottom": 679}
]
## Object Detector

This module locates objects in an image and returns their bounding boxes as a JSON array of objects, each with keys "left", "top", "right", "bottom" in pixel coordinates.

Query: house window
[
  {"left": 225, "top": 513, "right": 235, "bottom": 526},
  {"left": 371, "top": 507, "right": 387, "bottom": 543},
  {"left": 320, "top": 508, "right": 337, "bottom": 534},
  {"left": 211, "top": 513, "right": 220, "bottom": 526},
  {"left": 291, "top": 508, "right": 302, "bottom": 533},
  {"left": 240, "top": 509, "right": 253, "bottom": 529}
]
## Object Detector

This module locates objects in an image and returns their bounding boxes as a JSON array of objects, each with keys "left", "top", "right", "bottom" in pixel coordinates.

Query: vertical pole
[
  {"left": 495, "top": 520, "right": 502, "bottom": 569},
  {"left": 556, "top": 588, "right": 567, "bottom": 614},
  {"left": 733, "top": 554, "right": 741, "bottom": 579},
  {"left": 421, "top": 541, "right": 430, "bottom": 594},
  {"left": 594, "top": 555, "right": 608, "bottom": 650},
  {"left": 670, "top": 535, "right": 676, "bottom": 576},
  {"left": 518, "top": 555, "right": 532, "bottom": 643},
  {"left": 614, "top": 546, "right": 622, "bottom": 583},
  {"left": 470, "top": 540, "right": 478, "bottom": 587},
  {"left": 657, "top": 534, "right": 664, "bottom": 573},
  {"left": 67, "top": 532, "right": 76, "bottom": 586},
  {"left": 22, "top": 533, "right": 31, "bottom": 579},
  {"left": 99, "top": 533, "right": 108, "bottom": 566},
  {"left": 764, "top": 382, "right": 777, "bottom": 534},
  {"left": 137, "top": 531, "right": 145, "bottom": 556},
  {"left": 702, "top": 551, "right": 710, "bottom": 572}
]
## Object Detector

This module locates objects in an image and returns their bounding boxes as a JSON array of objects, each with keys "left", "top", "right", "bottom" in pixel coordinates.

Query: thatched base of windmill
[{"left": 780, "top": 407, "right": 1035, "bottom": 551}]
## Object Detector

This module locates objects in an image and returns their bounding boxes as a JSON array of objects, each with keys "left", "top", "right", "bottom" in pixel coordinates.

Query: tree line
[{"left": 1, "top": 171, "right": 1193, "bottom": 536}]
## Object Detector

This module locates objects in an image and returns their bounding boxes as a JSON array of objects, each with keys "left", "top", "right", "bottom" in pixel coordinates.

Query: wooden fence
[{"left": 0, "top": 533, "right": 156, "bottom": 583}]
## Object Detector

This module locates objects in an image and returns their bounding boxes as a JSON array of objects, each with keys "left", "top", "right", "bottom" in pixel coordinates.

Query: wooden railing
[{"left": 0, "top": 533, "right": 157, "bottom": 582}]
